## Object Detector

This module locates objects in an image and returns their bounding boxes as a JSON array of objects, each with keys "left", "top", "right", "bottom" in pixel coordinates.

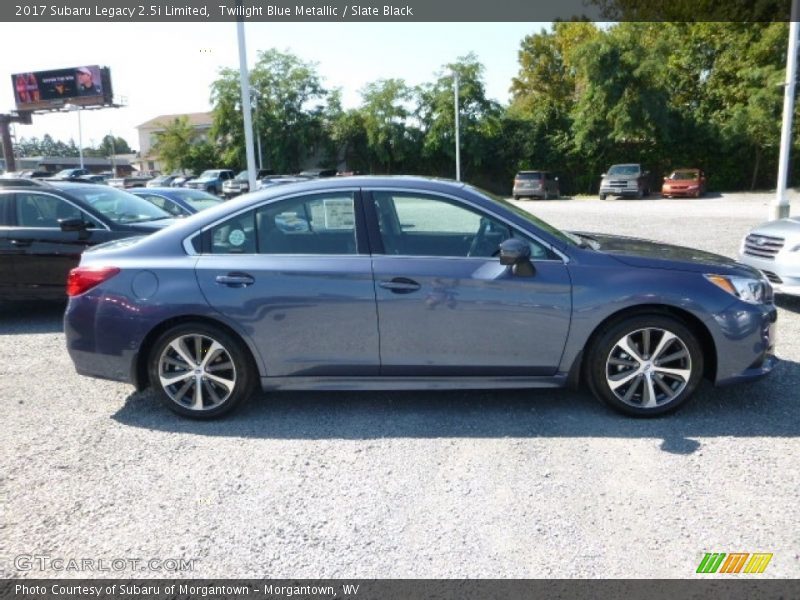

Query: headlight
[{"left": 705, "top": 274, "right": 770, "bottom": 304}]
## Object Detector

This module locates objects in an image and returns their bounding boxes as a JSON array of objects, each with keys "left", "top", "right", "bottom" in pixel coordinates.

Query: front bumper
[
  {"left": 600, "top": 185, "right": 641, "bottom": 196},
  {"left": 738, "top": 252, "right": 800, "bottom": 296},
  {"left": 711, "top": 301, "right": 778, "bottom": 385},
  {"left": 662, "top": 187, "right": 699, "bottom": 197}
]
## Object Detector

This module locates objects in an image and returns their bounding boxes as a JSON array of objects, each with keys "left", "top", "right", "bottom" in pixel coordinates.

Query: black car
[{"left": 0, "top": 182, "right": 174, "bottom": 300}]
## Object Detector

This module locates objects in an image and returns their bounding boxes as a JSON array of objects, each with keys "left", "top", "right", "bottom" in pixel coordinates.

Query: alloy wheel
[
  {"left": 605, "top": 327, "right": 692, "bottom": 409},
  {"left": 157, "top": 333, "right": 237, "bottom": 412}
]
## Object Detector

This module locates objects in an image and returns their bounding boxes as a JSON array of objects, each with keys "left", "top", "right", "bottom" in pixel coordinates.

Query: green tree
[
  {"left": 358, "top": 78, "right": 418, "bottom": 173},
  {"left": 417, "top": 54, "right": 504, "bottom": 186},
  {"left": 210, "top": 49, "right": 328, "bottom": 172},
  {"left": 151, "top": 116, "right": 203, "bottom": 173}
]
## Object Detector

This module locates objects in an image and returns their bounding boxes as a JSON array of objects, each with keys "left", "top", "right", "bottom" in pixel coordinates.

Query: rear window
[{"left": 516, "top": 172, "right": 542, "bottom": 180}]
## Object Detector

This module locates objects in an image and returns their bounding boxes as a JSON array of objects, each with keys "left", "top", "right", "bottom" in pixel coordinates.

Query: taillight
[{"left": 66, "top": 267, "right": 121, "bottom": 297}]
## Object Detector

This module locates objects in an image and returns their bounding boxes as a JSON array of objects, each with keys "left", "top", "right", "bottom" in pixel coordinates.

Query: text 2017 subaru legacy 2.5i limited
[{"left": 64, "top": 177, "right": 777, "bottom": 419}]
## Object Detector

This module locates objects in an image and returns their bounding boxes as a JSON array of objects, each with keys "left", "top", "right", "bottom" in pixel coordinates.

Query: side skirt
[{"left": 260, "top": 375, "right": 569, "bottom": 392}]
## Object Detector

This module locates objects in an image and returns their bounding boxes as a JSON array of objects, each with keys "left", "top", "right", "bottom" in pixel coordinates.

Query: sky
[{"left": 0, "top": 21, "right": 549, "bottom": 153}]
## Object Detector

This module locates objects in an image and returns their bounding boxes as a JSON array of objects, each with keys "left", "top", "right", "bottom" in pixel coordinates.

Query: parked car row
[{"left": 512, "top": 164, "right": 708, "bottom": 201}]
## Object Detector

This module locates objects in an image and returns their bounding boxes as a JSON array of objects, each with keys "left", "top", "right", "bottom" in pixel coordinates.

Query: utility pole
[
  {"left": 454, "top": 69, "right": 461, "bottom": 182},
  {"left": 236, "top": 6, "right": 257, "bottom": 192},
  {"left": 773, "top": 0, "right": 799, "bottom": 220}
]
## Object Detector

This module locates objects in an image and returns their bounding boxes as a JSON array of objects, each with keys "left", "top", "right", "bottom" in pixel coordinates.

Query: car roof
[{"left": 0, "top": 178, "right": 52, "bottom": 187}]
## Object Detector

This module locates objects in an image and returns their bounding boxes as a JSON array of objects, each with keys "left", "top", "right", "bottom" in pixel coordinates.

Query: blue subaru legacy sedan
[{"left": 63, "top": 177, "right": 777, "bottom": 419}]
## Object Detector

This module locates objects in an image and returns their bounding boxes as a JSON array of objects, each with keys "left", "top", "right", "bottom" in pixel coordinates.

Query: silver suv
[{"left": 599, "top": 164, "right": 651, "bottom": 199}]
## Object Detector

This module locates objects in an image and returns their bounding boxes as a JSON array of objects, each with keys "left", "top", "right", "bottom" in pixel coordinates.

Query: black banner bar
[
  {"left": 0, "top": 0, "right": 792, "bottom": 22},
  {"left": 2, "top": 580, "right": 800, "bottom": 600}
]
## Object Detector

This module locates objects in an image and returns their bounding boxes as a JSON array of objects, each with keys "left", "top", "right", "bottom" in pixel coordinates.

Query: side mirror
[
  {"left": 663, "top": 176, "right": 668, "bottom": 181},
  {"left": 554, "top": 176, "right": 559, "bottom": 181},
  {"left": 59, "top": 218, "right": 89, "bottom": 232},
  {"left": 600, "top": 173, "right": 606, "bottom": 178},
  {"left": 499, "top": 238, "right": 532, "bottom": 266}
]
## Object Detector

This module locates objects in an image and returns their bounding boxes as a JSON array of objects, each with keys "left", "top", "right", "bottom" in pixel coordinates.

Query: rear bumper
[{"left": 513, "top": 186, "right": 545, "bottom": 198}]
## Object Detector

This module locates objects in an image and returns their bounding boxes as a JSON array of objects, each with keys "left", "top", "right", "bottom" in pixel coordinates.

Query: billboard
[{"left": 11, "top": 65, "right": 113, "bottom": 111}]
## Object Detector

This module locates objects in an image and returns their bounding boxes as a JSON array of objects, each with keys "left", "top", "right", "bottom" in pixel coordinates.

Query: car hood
[
  {"left": 747, "top": 217, "right": 800, "bottom": 239},
  {"left": 579, "top": 232, "right": 759, "bottom": 276}
]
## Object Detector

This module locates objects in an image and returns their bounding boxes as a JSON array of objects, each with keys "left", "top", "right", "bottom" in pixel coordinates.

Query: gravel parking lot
[{"left": 2, "top": 192, "right": 798, "bottom": 579}]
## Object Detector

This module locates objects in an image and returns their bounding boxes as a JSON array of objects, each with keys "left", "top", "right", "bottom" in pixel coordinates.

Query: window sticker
[
  {"left": 228, "top": 229, "right": 246, "bottom": 246},
  {"left": 322, "top": 198, "right": 355, "bottom": 230}
]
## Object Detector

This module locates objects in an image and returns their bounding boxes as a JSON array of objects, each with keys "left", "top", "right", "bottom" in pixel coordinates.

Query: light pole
[
  {"left": 109, "top": 131, "right": 117, "bottom": 177},
  {"left": 773, "top": 0, "right": 799, "bottom": 220},
  {"left": 236, "top": 11, "right": 257, "bottom": 192},
  {"left": 65, "top": 104, "right": 84, "bottom": 170},
  {"left": 252, "top": 93, "right": 263, "bottom": 170},
  {"left": 453, "top": 69, "right": 461, "bottom": 182}
]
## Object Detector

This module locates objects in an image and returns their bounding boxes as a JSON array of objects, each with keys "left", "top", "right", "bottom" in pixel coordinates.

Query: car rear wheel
[
  {"left": 599, "top": 193, "right": 607, "bottom": 200},
  {"left": 586, "top": 315, "right": 703, "bottom": 417},
  {"left": 148, "top": 322, "right": 256, "bottom": 419}
]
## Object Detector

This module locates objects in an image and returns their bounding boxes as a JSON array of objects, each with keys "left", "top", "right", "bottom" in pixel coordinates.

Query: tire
[
  {"left": 599, "top": 194, "right": 607, "bottom": 200},
  {"left": 513, "top": 195, "right": 520, "bottom": 200},
  {"left": 636, "top": 187, "right": 644, "bottom": 199},
  {"left": 148, "top": 322, "right": 256, "bottom": 419},
  {"left": 586, "top": 315, "right": 704, "bottom": 417}
]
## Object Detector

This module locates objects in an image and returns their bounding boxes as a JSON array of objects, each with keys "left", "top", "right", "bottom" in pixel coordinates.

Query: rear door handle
[
  {"left": 9, "top": 239, "right": 32, "bottom": 247},
  {"left": 215, "top": 272, "right": 255, "bottom": 287},
  {"left": 379, "top": 277, "right": 421, "bottom": 294}
]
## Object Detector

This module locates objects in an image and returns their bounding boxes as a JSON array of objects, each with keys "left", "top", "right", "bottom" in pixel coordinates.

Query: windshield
[
  {"left": 468, "top": 185, "right": 581, "bottom": 247},
  {"left": 198, "top": 170, "right": 219, "bottom": 179},
  {"left": 234, "top": 170, "right": 249, "bottom": 181},
  {"left": 63, "top": 186, "right": 171, "bottom": 224},
  {"left": 607, "top": 165, "right": 641, "bottom": 176},
  {"left": 171, "top": 189, "right": 224, "bottom": 211},
  {"left": 670, "top": 171, "right": 698, "bottom": 180}
]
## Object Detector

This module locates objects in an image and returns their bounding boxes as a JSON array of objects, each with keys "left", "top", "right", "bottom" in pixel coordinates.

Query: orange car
[{"left": 661, "top": 169, "right": 706, "bottom": 198}]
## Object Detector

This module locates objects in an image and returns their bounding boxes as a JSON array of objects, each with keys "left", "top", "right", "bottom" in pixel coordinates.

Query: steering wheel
[{"left": 467, "top": 217, "right": 490, "bottom": 257}]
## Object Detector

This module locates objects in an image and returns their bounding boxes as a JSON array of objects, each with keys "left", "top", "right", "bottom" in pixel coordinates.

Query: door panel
[
  {"left": 194, "top": 191, "right": 379, "bottom": 377},
  {"left": 372, "top": 256, "right": 572, "bottom": 375},
  {"left": 195, "top": 255, "right": 379, "bottom": 377},
  {"left": 11, "top": 192, "right": 114, "bottom": 295},
  {"left": 367, "top": 190, "right": 572, "bottom": 375}
]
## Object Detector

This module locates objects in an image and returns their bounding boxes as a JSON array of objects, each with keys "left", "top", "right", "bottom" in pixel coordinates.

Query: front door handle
[
  {"left": 379, "top": 277, "right": 421, "bottom": 294},
  {"left": 9, "top": 239, "right": 32, "bottom": 247},
  {"left": 215, "top": 272, "right": 255, "bottom": 287}
]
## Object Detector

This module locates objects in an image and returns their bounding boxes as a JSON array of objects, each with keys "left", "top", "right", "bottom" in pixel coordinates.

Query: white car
[{"left": 739, "top": 217, "right": 800, "bottom": 296}]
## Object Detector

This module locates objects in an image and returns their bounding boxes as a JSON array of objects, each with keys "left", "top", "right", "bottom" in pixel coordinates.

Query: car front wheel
[
  {"left": 586, "top": 315, "right": 703, "bottom": 417},
  {"left": 148, "top": 322, "right": 256, "bottom": 418}
]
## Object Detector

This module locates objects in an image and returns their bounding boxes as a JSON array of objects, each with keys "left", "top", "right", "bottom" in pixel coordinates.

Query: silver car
[{"left": 739, "top": 217, "right": 800, "bottom": 296}]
